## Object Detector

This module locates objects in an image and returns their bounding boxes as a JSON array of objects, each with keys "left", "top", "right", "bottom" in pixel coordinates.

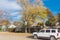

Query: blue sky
[
  {"left": 30, "top": 0, "right": 60, "bottom": 15},
  {"left": 0, "top": 0, "right": 60, "bottom": 22},
  {"left": 43, "top": 0, "right": 60, "bottom": 15}
]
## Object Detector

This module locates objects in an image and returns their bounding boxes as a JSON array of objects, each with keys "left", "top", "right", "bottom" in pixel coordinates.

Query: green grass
[{"left": 0, "top": 27, "right": 2, "bottom": 32}]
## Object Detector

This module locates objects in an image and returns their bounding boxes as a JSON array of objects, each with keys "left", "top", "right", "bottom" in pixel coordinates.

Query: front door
[
  {"left": 37, "top": 30, "right": 45, "bottom": 37},
  {"left": 45, "top": 30, "right": 50, "bottom": 37}
]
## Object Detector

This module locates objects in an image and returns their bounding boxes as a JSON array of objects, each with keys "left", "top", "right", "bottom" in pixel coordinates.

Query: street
[
  {"left": 0, "top": 32, "right": 60, "bottom": 40},
  {"left": 0, "top": 32, "right": 37, "bottom": 40}
]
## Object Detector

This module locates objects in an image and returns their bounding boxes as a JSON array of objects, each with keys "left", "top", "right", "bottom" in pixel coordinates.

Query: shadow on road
[
  {"left": 27, "top": 36, "right": 34, "bottom": 39},
  {"left": 26, "top": 36, "right": 49, "bottom": 40}
]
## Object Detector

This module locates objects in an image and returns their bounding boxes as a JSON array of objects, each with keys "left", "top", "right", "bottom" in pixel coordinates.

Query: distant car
[{"left": 33, "top": 29, "right": 60, "bottom": 40}]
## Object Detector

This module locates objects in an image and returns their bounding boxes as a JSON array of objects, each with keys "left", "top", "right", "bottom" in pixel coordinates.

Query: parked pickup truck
[{"left": 33, "top": 29, "right": 60, "bottom": 40}]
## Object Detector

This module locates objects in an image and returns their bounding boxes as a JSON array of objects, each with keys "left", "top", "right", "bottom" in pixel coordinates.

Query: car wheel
[
  {"left": 34, "top": 35, "right": 38, "bottom": 39},
  {"left": 50, "top": 36, "right": 56, "bottom": 40}
]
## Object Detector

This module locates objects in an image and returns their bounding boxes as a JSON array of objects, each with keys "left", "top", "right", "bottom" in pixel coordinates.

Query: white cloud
[
  {"left": 0, "top": 0, "right": 22, "bottom": 11},
  {"left": 0, "top": 0, "right": 22, "bottom": 22}
]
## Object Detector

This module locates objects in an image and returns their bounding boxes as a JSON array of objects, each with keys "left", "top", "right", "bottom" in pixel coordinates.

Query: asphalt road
[
  {"left": 0, "top": 32, "right": 60, "bottom": 40},
  {"left": 0, "top": 34, "right": 48, "bottom": 40},
  {"left": 0, "top": 32, "right": 38, "bottom": 40},
  {"left": 0, "top": 34, "right": 40, "bottom": 40}
]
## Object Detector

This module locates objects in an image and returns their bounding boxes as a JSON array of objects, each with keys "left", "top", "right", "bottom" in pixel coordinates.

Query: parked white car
[{"left": 33, "top": 29, "right": 60, "bottom": 40}]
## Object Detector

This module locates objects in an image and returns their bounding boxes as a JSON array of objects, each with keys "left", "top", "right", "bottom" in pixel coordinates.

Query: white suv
[{"left": 33, "top": 29, "right": 60, "bottom": 40}]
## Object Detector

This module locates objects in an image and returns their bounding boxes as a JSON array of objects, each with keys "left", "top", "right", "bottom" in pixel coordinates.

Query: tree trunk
[
  {"left": 28, "top": 27, "right": 31, "bottom": 33},
  {"left": 25, "top": 27, "right": 27, "bottom": 33}
]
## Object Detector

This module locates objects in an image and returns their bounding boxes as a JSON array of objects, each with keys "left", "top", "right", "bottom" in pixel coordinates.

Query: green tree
[
  {"left": 46, "top": 16, "right": 57, "bottom": 28},
  {"left": 57, "top": 13, "right": 60, "bottom": 25},
  {"left": 45, "top": 21, "right": 51, "bottom": 26}
]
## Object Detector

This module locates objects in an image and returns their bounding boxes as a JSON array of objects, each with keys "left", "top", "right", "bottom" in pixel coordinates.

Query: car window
[
  {"left": 40, "top": 30, "right": 45, "bottom": 32},
  {"left": 51, "top": 30, "right": 56, "bottom": 33},
  {"left": 46, "top": 30, "right": 50, "bottom": 33},
  {"left": 58, "top": 28, "right": 60, "bottom": 32}
]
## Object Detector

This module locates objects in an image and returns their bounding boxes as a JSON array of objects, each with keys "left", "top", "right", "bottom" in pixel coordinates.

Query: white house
[{"left": 8, "top": 24, "right": 16, "bottom": 28}]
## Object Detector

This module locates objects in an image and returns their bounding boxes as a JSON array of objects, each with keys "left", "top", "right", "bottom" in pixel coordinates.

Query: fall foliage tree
[
  {"left": 2, "top": 20, "right": 10, "bottom": 26},
  {"left": 13, "top": 21, "right": 22, "bottom": 27},
  {"left": 0, "top": 10, "right": 11, "bottom": 26},
  {"left": 17, "top": 0, "right": 53, "bottom": 32}
]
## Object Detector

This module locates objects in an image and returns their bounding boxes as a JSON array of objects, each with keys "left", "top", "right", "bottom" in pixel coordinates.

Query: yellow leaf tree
[{"left": 17, "top": 0, "right": 53, "bottom": 32}]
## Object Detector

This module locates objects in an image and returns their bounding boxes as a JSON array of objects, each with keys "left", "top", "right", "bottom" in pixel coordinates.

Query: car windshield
[{"left": 39, "top": 30, "right": 45, "bottom": 32}]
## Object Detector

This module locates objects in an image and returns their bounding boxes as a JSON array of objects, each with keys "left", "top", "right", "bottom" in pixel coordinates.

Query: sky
[
  {"left": 0, "top": 0, "right": 60, "bottom": 22},
  {"left": 43, "top": 0, "right": 60, "bottom": 15},
  {"left": 29, "top": 0, "right": 60, "bottom": 15},
  {"left": 0, "top": 0, "right": 22, "bottom": 22}
]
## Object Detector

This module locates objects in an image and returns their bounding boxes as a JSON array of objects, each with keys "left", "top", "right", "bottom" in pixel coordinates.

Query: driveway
[{"left": 0, "top": 32, "right": 60, "bottom": 40}]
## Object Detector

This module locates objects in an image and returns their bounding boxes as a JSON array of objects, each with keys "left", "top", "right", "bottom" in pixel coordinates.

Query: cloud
[
  {"left": 0, "top": 0, "right": 22, "bottom": 12},
  {"left": 0, "top": 0, "right": 22, "bottom": 22}
]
